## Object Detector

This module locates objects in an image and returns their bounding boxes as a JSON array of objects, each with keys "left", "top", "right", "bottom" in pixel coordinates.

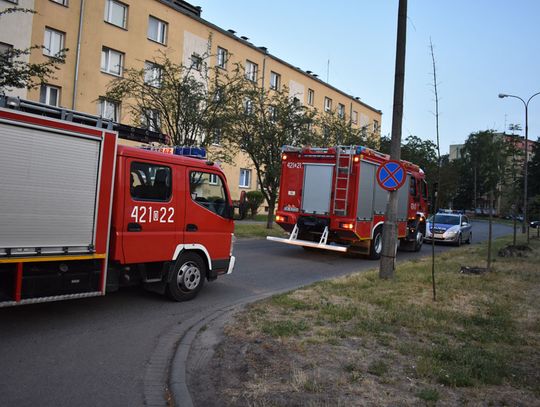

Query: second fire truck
[{"left": 268, "top": 145, "right": 429, "bottom": 259}]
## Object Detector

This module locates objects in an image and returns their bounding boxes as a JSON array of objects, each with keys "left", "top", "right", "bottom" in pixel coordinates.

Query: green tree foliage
[
  {"left": 528, "top": 137, "right": 540, "bottom": 198},
  {"left": 316, "top": 110, "right": 376, "bottom": 147},
  {"left": 246, "top": 190, "right": 264, "bottom": 218},
  {"left": 105, "top": 52, "right": 243, "bottom": 156},
  {"left": 223, "top": 78, "right": 317, "bottom": 228},
  {"left": 0, "top": 8, "right": 67, "bottom": 93}
]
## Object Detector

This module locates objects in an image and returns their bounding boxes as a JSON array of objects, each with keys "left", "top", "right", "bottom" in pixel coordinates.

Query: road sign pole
[{"left": 379, "top": 0, "right": 407, "bottom": 280}]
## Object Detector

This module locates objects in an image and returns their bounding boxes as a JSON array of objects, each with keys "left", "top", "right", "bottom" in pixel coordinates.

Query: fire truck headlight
[
  {"left": 340, "top": 222, "right": 354, "bottom": 230},
  {"left": 282, "top": 154, "right": 288, "bottom": 161}
]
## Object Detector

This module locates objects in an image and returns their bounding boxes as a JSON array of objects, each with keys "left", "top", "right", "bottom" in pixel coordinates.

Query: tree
[
  {"left": 528, "top": 137, "right": 540, "bottom": 197},
  {"left": 400, "top": 135, "right": 438, "bottom": 186},
  {"left": 223, "top": 79, "right": 317, "bottom": 228},
  {"left": 316, "top": 110, "right": 376, "bottom": 147},
  {"left": 0, "top": 7, "right": 67, "bottom": 93},
  {"left": 105, "top": 51, "right": 243, "bottom": 159}
]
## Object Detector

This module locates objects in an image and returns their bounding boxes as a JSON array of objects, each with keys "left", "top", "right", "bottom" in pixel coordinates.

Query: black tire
[
  {"left": 369, "top": 227, "right": 383, "bottom": 260},
  {"left": 466, "top": 232, "right": 472, "bottom": 244},
  {"left": 166, "top": 252, "right": 205, "bottom": 302},
  {"left": 454, "top": 234, "right": 462, "bottom": 247},
  {"left": 413, "top": 229, "right": 424, "bottom": 252}
]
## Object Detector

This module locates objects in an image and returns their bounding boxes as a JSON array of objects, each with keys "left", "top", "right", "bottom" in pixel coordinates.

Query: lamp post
[{"left": 499, "top": 91, "right": 540, "bottom": 243}]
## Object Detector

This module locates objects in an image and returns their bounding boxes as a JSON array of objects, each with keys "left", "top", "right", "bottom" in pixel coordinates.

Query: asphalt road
[{"left": 0, "top": 221, "right": 512, "bottom": 407}]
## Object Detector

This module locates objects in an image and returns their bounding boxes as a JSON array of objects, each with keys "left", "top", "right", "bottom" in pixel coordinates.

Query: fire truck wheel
[
  {"left": 413, "top": 230, "right": 424, "bottom": 252},
  {"left": 166, "top": 253, "right": 206, "bottom": 302},
  {"left": 369, "top": 227, "right": 383, "bottom": 260}
]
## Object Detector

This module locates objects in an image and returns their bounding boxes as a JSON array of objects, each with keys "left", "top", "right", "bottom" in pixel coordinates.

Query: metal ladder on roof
[{"left": 332, "top": 146, "right": 354, "bottom": 216}]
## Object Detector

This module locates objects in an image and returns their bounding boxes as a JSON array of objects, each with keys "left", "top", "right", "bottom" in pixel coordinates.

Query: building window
[
  {"left": 212, "top": 128, "right": 222, "bottom": 145},
  {"left": 324, "top": 97, "right": 332, "bottom": 112},
  {"left": 43, "top": 28, "right": 64, "bottom": 57},
  {"left": 40, "top": 85, "right": 60, "bottom": 106},
  {"left": 148, "top": 16, "right": 167, "bottom": 44},
  {"left": 245, "top": 60, "right": 258, "bottom": 82},
  {"left": 208, "top": 173, "right": 218, "bottom": 185},
  {"left": 239, "top": 168, "right": 251, "bottom": 188},
  {"left": 50, "top": 0, "right": 68, "bottom": 6},
  {"left": 373, "top": 120, "right": 380, "bottom": 133},
  {"left": 270, "top": 71, "right": 281, "bottom": 91},
  {"left": 307, "top": 88, "right": 314, "bottom": 106},
  {"left": 0, "top": 42, "right": 13, "bottom": 63},
  {"left": 142, "top": 109, "right": 160, "bottom": 132},
  {"left": 104, "top": 0, "right": 128, "bottom": 29},
  {"left": 352, "top": 110, "right": 358, "bottom": 124},
  {"left": 337, "top": 103, "right": 345, "bottom": 119},
  {"left": 191, "top": 53, "right": 202, "bottom": 71},
  {"left": 101, "top": 47, "right": 124, "bottom": 76},
  {"left": 244, "top": 99, "right": 253, "bottom": 115},
  {"left": 269, "top": 105, "right": 277, "bottom": 122},
  {"left": 144, "top": 61, "right": 162, "bottom": 87},
  {"left": 98, "top": 98, "right": 119, "bottom": 121},
  {"left": 217, "top": 47, "right": 227, "bottom": 69},
  {"left": 130, "top": 162, "right": 171, "bottom": 202}
]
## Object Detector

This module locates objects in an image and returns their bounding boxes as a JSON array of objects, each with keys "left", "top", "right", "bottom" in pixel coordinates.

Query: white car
[{"left": 425, "top": 213, "right": 472, "bottom": 246}]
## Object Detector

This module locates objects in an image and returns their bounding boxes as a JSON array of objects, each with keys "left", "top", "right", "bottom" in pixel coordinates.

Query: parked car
[
  {"left": 425, "top": 213, "right": 472, "bottom": 246},
  {"left": 530, "top": 220, "right": 540, "bottom": 229}
]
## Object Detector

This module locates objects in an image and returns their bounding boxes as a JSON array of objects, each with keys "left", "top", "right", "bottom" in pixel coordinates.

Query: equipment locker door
[
  {"left": 301, "top": 164, "right": 334, "bottom": 215},
  {"left": 122, "top": 158, "right": 182, "bottom": 264},
  {"left": 184, "top": 169, "right": 233, "bottom": 263}
]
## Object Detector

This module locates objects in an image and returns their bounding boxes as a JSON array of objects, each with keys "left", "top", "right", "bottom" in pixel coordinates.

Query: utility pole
[{"left": 379, "top": 0, "right": 407, "bottom": 279}]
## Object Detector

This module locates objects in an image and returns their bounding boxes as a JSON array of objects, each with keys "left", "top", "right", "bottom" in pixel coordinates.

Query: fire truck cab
[{"left": 268, "top": 145, "right": 429, "bottom": 259}]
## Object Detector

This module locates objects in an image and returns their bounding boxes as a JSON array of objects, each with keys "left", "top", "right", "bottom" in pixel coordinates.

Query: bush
[{"left": 246, "top": 190, "right": 264, "bottom": 218}]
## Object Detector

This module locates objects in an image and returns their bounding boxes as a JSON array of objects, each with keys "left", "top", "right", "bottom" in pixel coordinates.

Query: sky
[{"left": 194, "top": 0, "right": 540, "bottom": 154}]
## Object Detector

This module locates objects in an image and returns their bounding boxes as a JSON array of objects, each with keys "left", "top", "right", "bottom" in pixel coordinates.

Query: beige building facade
[{"left": 1, "top": 0, "right": 382, "bottom": 202}]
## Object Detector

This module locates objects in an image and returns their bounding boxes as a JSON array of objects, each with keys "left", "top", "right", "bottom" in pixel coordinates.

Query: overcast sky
[{"left": 194, "top": 0, "right": 540, "bottom": 154}]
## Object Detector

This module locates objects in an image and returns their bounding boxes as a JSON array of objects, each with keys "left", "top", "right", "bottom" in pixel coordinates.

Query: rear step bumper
[{"left": 266, "top": 236, "right": 347, "bottom": 252}]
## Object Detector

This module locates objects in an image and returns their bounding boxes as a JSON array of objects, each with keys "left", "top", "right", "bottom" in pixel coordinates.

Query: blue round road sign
[{"left": 376, "top": 160, "right": 406, "bottom": 191}]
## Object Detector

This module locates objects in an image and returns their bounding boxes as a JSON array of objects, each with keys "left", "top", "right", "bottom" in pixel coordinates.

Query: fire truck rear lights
[
  {"left": 282, "top": 154, "right": 288, "bottom": 160},
  {"left": 353, "top": 156, "right": 360, "bottom": 163},
  {"left": 340, "top": 222, "right": 354, "bottom": 230},
  {"left": 276, "top": 215, "right": 287, "bottom": 222}
]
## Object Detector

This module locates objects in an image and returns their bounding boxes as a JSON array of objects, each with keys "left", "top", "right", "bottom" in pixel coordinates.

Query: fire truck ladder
[{"left": 332, "top": 146, "right": 354, "bottom": 216}]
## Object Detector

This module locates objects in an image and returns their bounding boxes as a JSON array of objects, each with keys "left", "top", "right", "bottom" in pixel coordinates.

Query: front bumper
[{"left": 424, "top": 233, "right": 459, "bottom": 243}]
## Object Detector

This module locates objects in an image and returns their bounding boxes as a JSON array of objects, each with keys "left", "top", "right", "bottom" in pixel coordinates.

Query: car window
[
  {"left": 430, "top": 214, "right": 460, "bottom": 225},
  {"left": 130, "top": 162, "right": 171, "bottom": 201},
  {"left": 189, "top": 171, "right": 229, "bottom": 217}
]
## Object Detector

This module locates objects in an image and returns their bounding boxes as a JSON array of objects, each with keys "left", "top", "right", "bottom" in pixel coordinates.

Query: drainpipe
[{"left": 72, "top": 0, "right": 85, "bottom": 110}]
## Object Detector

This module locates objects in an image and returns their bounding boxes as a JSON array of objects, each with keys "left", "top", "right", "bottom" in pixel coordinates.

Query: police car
[{"left": 425, "top": 210, "right": 472, "bottom": 246}]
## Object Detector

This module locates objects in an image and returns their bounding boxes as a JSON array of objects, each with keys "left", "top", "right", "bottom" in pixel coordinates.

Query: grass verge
[
  {"left": 234, "top": 222, "right": 287, "bottom": 239},
  {"left": 213, "top": 236, "right": 540, "bottom": 406}
]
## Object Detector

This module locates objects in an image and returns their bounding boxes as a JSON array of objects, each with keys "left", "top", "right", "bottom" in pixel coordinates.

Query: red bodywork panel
[{"left": 275, "top": 146, "right": 428, "bottom": 244}]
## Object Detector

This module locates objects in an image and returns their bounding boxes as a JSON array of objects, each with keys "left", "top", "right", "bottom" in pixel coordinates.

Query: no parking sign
[{"left": 376, "top": 160, "right": 406, "bottom": 191}]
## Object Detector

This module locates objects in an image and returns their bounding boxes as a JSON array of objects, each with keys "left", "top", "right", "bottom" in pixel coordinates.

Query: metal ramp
[
  {"left": 332, "top": 146, "right": 355, "bottom": 216},
  {"left": 266, "top": 224, "right": 347, "bottom": 252}
]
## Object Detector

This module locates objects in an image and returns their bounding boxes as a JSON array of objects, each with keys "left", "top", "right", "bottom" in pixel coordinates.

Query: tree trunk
[
  {"left": 266, "top": 200, "right": 275, "bottom": 229},
  {"left": 379, "top": 0, "right": 407, "bottom": 279}
]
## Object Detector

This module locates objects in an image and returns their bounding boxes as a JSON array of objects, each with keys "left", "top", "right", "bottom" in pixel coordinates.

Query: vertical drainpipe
[{"left": 72, "top": 0, "right": 85, "bottom": 110}]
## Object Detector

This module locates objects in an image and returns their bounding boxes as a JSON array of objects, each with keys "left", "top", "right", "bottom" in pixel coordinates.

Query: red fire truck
[
  {"left": 267, "top": 145, "right": 429, "bottom": 259},
  {"left": 0, "top": 97, "right": 235, "bottom": 307}
]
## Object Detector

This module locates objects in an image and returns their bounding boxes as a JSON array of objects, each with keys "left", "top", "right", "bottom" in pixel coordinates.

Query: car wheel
[
  {"left": 166, "top": 252, "right": 205, "bottom": 302},
  {"left": 466, "top": 232, "right": 472, "bottom": 244},
  {"left": 455, "top": 234, "right": 462, "bottom": 247},
  {"left": 369, "top": 227, "right": 383, "bottom": 260}
]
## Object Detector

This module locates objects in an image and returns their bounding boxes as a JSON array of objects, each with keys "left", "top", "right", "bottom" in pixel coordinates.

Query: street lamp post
[{"left": 499, "top": 91, "right": 540, "bottom": 243}]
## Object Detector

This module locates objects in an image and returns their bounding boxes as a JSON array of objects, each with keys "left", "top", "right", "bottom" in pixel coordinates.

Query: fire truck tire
[
  {"left": 166, "top": 253, "right": 206, "bottom": 302},
  {"left": 369, "top": 227, "right": 383, "bottom": 260},
  {"left": 413, "top": 230, "right": 424, "bottom": 252}
]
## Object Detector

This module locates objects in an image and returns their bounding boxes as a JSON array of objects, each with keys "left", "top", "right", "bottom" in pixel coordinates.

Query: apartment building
[{"left": 0, "top": 0, "right": 382, "bottom": 201}]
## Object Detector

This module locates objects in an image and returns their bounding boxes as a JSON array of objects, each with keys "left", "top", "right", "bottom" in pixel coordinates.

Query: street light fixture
[{"left": 499, "top": 91, "right": 540, "bottom": 243}]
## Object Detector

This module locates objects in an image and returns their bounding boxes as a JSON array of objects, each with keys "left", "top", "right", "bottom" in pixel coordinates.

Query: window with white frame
[
  {"left": 269, "top": 105, "right": 277, "bottom": 122},
  {"left": 144, "top": 61, "right": 162, "bottom": 86},
  {"left": 245, "top": 60, "right": 258, "bottom": 82},
  {"left": 104, "top": 0, "right": 127, "bottom": 29},
  {"left": 352, "top": 110, "right": 358, "bottom": 124},
  {"left": 244, "top": 99, "right": 253, "bottom": 115},
  {"left": 208, "top": 173, "right": 218, "bottom": 185},
  {"left": 148, "top": 16, "right": 167, "bottom": 44},
  {"left": 337, "top": 103, "right": 345, "bottom": 119},
  {"left": 212, "top": 128, "right": 222, "bottom": 145},
  {"left": 43, "top": 28, "right": 64, "bottom": 57},
  {"left": 191, "top": 53, "right": 202, "bottom": 71},
  {"left": 217, "top": 47, "right": 227, "bottom": 69},
  {"left": 324, "top": 97, "right": 332, "bottom": 112},
  {"left": 142, "top": 109, "right": 160, "bottom": 132},
  {"left": 101, "top": 47, "right": 123, "bottom": 76},
  {"left": 239, "top": 168, "right": 251, "bottom": 188},
  {"left": 270, "top": 71, "right": 281, "bottom": 90},
  {"left": 373, "top": 120, "right": 380, "bottom": 133},
  {"left": 50, "top": 0, "right": 68, "bottom": 6},
  {"left": 39, "top": 85, "right": 60, "bottom": 106},
  {"left": 307, "top": 88, "right": 314, "bottom": 106},
  {"left": 98, "top": 98, "right": 119, "bottom": 121}
]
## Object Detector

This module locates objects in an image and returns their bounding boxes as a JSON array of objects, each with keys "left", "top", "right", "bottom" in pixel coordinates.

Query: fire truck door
[
  {"left": 184, "top": 170, "right": 233, "bottom": 262},
  {"left": 301, "top": 164, "right": 334, "bottom": 215},
  {"left": 122, "top": 159, "right": 181, "bottom": 264}
]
